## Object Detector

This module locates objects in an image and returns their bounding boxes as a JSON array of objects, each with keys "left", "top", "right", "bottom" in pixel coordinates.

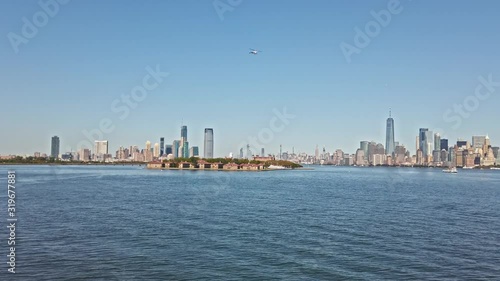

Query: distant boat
[
  {"left": 462, "top": 166, "right": 474, "bottom": 170},
  {"left": 491, "top": 167, "right": 500, "bottom": 170},
  {"left": 443, "top": 167, "right": 458, "bottom": 173}
]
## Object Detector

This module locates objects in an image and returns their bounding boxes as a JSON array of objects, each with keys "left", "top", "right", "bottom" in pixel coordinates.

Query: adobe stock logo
[
  {"left": 73, "top": 65, "right": 169, "bottom": 151},
  {"left": 7, "top": 0, "right": 70, "bottom": 54},
  {"left": 213, "top": 0, "right": 243, "bottom": 21},
  {"left": 237, "top": 107, "right": 295, "bottom": 156},
  {"left": 443, "top": 74, "right": 499, "bottom": 130},
  {"left": 340, "top": 0, "right": 404, "bottom": 63}
]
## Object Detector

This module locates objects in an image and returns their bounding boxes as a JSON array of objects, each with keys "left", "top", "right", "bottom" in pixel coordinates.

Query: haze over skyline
[{"left": 1, "top": 0, "right": 499, "bottom": 156}]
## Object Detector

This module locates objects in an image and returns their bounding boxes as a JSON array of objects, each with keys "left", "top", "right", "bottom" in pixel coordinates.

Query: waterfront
[{"left": 1, "top": 165, "right": 499, "bottom": 280}]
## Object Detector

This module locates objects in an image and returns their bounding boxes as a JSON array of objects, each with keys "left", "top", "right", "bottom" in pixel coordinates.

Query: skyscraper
[
  {"left": 189, "top": 146, "right": 199, "bottom": 158},
  {"left": 419, "top": 128, "right": 433, "bottom": 156},
  {"left": 160, "top": 137, "right": 165, "bottom": 156},
  {"left": 154, "top": 143, "right": 160, "bottom": 158},
  {"left": 51, "top": 136, "right": 60, "bottom": 158},
  {"left": 385, "top": 110, "right": 395, "bottom": 156},
  {"left": 440, "top": 139, "right": 449, "bottom": 151},
  {"left": 182, "top": 141, "right": 189, "bottom": 158},
  {"left": 204, "top": 128, "right": 214, "bottom": 159},
  {"left": 434, "top": 133, "right": 441, "bottom": 152},
  {"left": 94, "top": 140, "right": 109, "bottom": 161},
  {"left": 165, "top": 145, "right": 173, "bottom": 156},
  {"left": 360, "top": 141, "right": 369, "bottom": 161},
  {"left": 472, "top": 136, "right": 486, "bottom": 151},
  {"left": 173, "top": 140, "right": 181, "bottom": 158},
  {"left": 181, "top": 126, "right": 188, "bottom": 142}
]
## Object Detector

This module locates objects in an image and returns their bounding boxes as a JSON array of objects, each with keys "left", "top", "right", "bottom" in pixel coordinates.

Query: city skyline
[
  {"left": 1, "top": 1, "right": 499, "bottom": 156},
  {"left": 5, "top": 117, "right": 498, "bottom": 164}
]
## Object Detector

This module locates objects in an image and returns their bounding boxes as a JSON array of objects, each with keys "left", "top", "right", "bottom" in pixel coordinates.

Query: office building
[
  {"left": 360, "top": 141, "right": 369, "bottom": 161},
  {"left": 94, "top": 140, "right": 109, "bottom": 161},
  {"left": 51, "top": 136, "right": 60, "bottom": 159},
  {"left": 165, "top": 144, "right": 173, "bottom": 156},
  {"left": 440, "top": 139, "right": 449, "bottom": 151},
  {"left": 160, "top": 137, "right": 165, "bottom": 156},
  {"left": 154, "top": 143, "right": 160, "bottom": 158},
  {"left": 457, "top": 140, "right": 468, "bottom": 148},
  {"left": 434, "top": 133, "right": 441, "bottom": 152},
  {"left": 472, "top": 136, "right": 486, "bottom": 150},
  {"left": 190, "top": 146, "right": 199, "bottom": 158},
  {"left": 204, "top": 128, "right": 214, "bottom": 159},
  {"left": 173, "top": 140, "right": 181, "bottom": 158},
  {"left": 181, "top": 126, "right": 188, "bottom": 142},
  {"left": 419, "top": 128, "right": 433, "bottom": 156},
  {"left": 182, "top": 141, "right": 189, "bottom": 158},
  {"left": 385, "top": 110, "right": 395, "bottom": 156}
]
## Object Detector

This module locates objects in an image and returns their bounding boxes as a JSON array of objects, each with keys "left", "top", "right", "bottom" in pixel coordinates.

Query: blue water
[{"left": 1, "top": 165, "right": 499, "bottom": 280}]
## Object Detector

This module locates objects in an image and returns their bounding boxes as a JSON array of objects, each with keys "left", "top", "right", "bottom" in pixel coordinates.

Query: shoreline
[{"left": 1, "top": 162, "right": 498, "bottom": 170}]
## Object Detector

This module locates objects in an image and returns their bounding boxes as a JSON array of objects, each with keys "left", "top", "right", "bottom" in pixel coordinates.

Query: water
[{"left": 1, "top": 165, "right": 499, "bottom": 280}]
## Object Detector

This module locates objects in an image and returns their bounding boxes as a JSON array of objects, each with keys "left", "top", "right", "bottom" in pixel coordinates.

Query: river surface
[{"left": 0, "top": 165, "right": 499, "bottom": 280}]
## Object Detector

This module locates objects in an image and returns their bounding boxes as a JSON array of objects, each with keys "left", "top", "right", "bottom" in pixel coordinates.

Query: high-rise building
[
  {"left": 360, "top": 141, "right": 369, "bottom": 161},
  {"left": 261, "top": 148, "right": 265, "bottom": 157},
  {"left": 434, "top": 133, "right": 441, "bottom": 151},
  {"left": 189, "top": 146, "right": 199, "bottom": 158},
  {"left": 355, "top": 149, "right": 365, "bottom": 166},
  {"left": 375, "top": 143, "right": 385, "bottom": 155},
  {"left": 204, "top": 128, "right": 214, "bottom": 159},
  {"left": 385, "top": 110, "right": 395, "bottom": 156},
  {"left": 472, "top": 136, "right": 486, "bottom": 151},
  {"left": 181, "top": 126, "right": 188, "bottom": 142},
  {"left": 160, "top": 137, "right": 165, "bottom": 156},
  {"left": 79, "top": 148, "right": 90, "bottom": 162},
  {"left": 182, "top": 141, "right": 189, "bottom": 158},
  {"left": 419, "top": 129, "right": 428, "bottom": 156},
  {"left": 457, "top": 140, "right": 468, "bottom": 148},
  {"left": 239, "top": 147, "right": 244, "bottom": 159},
  {"left": 165, "top": 144, "right": 173, "bottom": 156},
  {"left": 173, "top": 140, "right": 181, "bottom": 158},
  {"left": 145, "top": 141, "right": 151, "bottom": 151},
  {"left": 440, "top": 139, "right": 449, "bottom": 151},
  {"left": 51, "top": 136, "right": 60, "bottom": 158},
  {"left": 94, "top": 140, "right": 109, "bottom": 161},
  {"left": 419, "top": 129, "right": 433, "bottom": 156},
  {"left": 154, "top": 143, "right": 160, "bottom": 158}
]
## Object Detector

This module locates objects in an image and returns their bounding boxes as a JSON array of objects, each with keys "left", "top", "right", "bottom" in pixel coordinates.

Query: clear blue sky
[{"left": 1, "top": 0, "right": 499, "bottom": 157}]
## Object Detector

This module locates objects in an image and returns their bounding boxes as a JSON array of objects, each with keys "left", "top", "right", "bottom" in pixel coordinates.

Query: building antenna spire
[{"left": 389, "top": 108, "right": 392, "bottom": 118}]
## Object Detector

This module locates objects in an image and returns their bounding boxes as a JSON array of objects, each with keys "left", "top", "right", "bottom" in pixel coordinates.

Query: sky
[{"left": 1, "top": 0, "right": 500, "bottom": 157}]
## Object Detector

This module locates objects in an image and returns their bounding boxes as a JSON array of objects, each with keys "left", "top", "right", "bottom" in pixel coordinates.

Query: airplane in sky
[{"left": 249, "top": 48, "right": 262, "bottom": 55}]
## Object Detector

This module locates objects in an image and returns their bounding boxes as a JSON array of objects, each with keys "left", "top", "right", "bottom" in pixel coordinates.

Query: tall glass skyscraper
[
  {"left": 434, "top": 133, "right": 441, "bottom": 152},
  {"left": 160, "top": 137, "right": 165, "bottom": 156},
  {"left": 419, "top": 128, "right": 433, "bottom": 156},
  {"left": 440, "top": 139, "right": 449, "bottom": 151},
  {"left": 204, "top": 128, "right": 214, "bottom": 159},
  {"left": 181, "top": 126, "right": 188, "bottom": 142},
  {"left": 51, "top": 136, "right": 60, "bottom": 158},
  {"left": 385, "top": 111, "right": 395, "bottom": 156},
  {"left": 173, "top": 140, "right": 181, "bottom": 158}
]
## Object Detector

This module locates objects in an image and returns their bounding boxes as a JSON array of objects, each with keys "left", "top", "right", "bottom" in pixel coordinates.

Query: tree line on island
[
  {"left": 162, "top": 157, "right": 303, "bottom": 169},
  {"left": 0, "top": 156, "right": 303, "bottom": 169}
]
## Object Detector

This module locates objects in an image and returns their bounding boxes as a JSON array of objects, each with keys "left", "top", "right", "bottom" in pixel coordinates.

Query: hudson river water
[{"left": 1, "top": 165, "right": 500, "bottom": 280}]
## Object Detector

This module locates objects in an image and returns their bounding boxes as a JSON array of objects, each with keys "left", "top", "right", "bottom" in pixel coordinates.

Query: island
[{"left": 147, "top": 157, "right": 303, "bottom": 171}]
